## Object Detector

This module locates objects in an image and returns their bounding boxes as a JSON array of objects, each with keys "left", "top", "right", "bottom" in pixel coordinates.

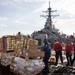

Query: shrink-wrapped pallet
[{"left": 10, "top": 57, "right": 44, "bottom": 75}]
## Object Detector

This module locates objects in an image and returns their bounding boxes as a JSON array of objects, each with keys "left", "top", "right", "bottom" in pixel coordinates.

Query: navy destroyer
[{"left": 32, "top": 1, "right": 66, "bottom": 47}]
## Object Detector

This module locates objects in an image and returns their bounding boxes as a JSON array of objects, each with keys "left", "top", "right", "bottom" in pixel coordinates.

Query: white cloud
[
  {"left": 13, "top": 0, "right": 19, "bottom": 2},
  {"left": 32, "top": 1, "right": 49, "bottom": 14},
  {"left": 0, "top": 16, "right": 8, "bottom": 30},
  {"left": 32, "top": 7, "right": 43, "bottom": 13},
  {"left": 0, "top": 16, "right": 8, "bottom": 21},
  {"left": 0, "top": 0, "right": 24, "bottom": 10},
  {"left": 0, "top": 24, "right": 7, "bottom": 29},
  {"left": 23, "top": 0, "right": 46, "bottom": 3},
  {"left": 55, "top": 19, "right": 75, "bottom": 27},
  {"left": 54, "top": 18, "right": 75, "bottom": 35},
  {"left": 14, "top": 20, "right": 28, "bottom": 25}
]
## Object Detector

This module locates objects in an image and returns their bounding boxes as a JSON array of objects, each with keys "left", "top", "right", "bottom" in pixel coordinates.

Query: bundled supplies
[{"left": 10, "top": 56, "right": 44, "bottom": 75}]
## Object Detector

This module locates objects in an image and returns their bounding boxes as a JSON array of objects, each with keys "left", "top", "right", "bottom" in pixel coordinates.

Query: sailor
[
  {"left": 65, "top": 39, "right": 73, "bottom": 66},
  {"left": 41, "top": 39, "right": 52, "bottom": 73},
  {"left": 71, "top": 43, "right": 75, "bottom": 66},
  {"left": 53, "top": 39, "right": 63, "bottom": 65}
]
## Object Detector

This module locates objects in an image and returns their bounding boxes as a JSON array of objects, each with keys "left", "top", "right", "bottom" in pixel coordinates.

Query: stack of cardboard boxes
[
  {"left": 0, "top": 38, "right": 3, "bottom": 51},
  {"left": 0, "top": 35, "right": 44, "bottom": 59}
]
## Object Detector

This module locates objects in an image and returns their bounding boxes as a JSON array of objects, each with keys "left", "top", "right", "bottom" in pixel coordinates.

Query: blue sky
[{"left": 0, "top": 0, "right": 75, "bottom": 37}]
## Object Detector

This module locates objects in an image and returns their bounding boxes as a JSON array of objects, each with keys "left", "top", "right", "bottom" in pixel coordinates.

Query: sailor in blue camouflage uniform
[{"left": 41, "top": 39, "right": 52, "bottom": 73}]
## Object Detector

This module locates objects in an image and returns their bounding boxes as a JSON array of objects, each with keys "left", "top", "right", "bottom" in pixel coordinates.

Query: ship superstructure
[{"left": 32, "top": 1, "right": 64, "bottom": 47}]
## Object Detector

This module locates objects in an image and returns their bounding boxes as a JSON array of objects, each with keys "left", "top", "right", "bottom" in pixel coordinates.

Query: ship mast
[
  {"left": 41, "top": 1, "right": 59, "bottom": 31},
  {"left": 48, "top": 1, "right": 52, "bottom": 27}
]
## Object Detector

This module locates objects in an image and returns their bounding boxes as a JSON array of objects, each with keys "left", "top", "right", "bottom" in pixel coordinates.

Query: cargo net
[{"left": 37, "top": 65, "right": 75, "bottom": 75}]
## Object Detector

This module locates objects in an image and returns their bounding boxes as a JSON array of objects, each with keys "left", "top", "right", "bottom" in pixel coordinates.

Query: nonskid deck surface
[
  {"left": 0, "top": 64, "right": 75, "bottom": 75},
  {"left": 36, "top": 65, "right": 75, "bottom": 75}
]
